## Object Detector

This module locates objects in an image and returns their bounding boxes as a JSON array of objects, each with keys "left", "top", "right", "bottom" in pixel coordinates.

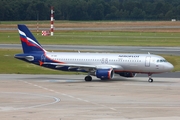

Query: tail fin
[{"left": 18, "top": 24, "right": 46, "bottom": 53}]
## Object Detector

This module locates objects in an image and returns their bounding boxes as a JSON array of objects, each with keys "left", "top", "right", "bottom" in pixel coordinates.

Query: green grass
[
  {"left": 1, "top": 21, "right": 179, "bottom": 74},
  {"left": 0, "top": 49, "right": 179, "bottom": 74},
  {"left": 1, "top": 31, "right": 180, "bottom": 46},
  {"left": 163, "top": 55, "right": 180, "bottom": 72}
]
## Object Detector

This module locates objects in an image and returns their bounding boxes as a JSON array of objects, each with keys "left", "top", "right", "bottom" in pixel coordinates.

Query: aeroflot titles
[{"left": 119, "top": 55, "right": 139, "bottom": 57}]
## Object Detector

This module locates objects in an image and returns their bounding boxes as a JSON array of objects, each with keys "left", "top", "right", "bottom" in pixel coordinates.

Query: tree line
[{"left": 0, "top": 0, "right": 180, "bottom": 21}]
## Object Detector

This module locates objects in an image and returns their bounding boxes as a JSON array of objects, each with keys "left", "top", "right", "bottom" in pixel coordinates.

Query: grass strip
[{"left": 1, "top": 31, "right": 180, "bottom": 46}]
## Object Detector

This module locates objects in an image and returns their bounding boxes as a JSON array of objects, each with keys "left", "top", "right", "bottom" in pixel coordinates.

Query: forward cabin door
[{"left": 145, "top": 56, "right": 151, "bottom": 67}]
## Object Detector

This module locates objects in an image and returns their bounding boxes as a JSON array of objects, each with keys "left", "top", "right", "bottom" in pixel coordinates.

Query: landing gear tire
[
  {"left": 148, "top": 73, "right": 153, "bottom": 83},
  {"left": 85, "top": 76, "right": 92, "bottom": 81},
  {"left": 101, "top": 78, "right": 107, "bottom": 81},
  {"left": 148, "top": 78, "right": 153, "bottom": 83}
]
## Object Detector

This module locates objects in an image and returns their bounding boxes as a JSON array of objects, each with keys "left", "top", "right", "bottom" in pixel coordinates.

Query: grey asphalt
[
  {"left": 0, "top": 74, "right": 179, "bottom": 120},
  {"left": 137, "top": 72, "right": 180, "bottom": 78},
  {"left": 1, "top": 44, "right": 180, "bottom": 56}
]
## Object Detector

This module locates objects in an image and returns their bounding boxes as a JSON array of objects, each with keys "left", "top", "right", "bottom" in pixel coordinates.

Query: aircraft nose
[{"left": 165, "top": 63, "right": 174, "bottom": 71}]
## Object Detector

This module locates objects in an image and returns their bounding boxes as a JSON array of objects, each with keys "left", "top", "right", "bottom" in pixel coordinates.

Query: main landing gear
[
  {"left": 148, "top": 74, "right": 153, "bottom": 83},
  {"left": 85, "top": 76, "right": 92, "bottom": 81},
  {"left": 85, "top": 69, "right": 93, "bottom": 81}
]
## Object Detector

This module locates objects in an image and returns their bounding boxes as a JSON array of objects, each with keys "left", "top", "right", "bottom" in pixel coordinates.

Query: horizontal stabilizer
[{"left": 14, "top": 55, "right": 34, "bottom": 61}]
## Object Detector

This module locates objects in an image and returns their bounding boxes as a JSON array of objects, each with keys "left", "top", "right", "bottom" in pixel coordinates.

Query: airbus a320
[{"left": 15, "top": 25, "right": 174, "bottom": 83}]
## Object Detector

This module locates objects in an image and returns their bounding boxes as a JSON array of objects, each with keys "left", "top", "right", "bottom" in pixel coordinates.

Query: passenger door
[{"left": 145, "top": 56, "right": 151, "bottom": 67}]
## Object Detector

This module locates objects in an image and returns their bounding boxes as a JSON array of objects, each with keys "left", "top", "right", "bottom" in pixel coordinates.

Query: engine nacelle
[
  {"left": 119, "top": 72, "right": 136, "bottom": 78},
  {"left": 96, "top": 69, "right": 114, "bottom": 80}
]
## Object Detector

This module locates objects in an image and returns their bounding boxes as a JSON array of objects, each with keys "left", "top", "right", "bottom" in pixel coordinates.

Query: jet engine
[
  {"left": 119, "top": 72, "right": 136, "bottom": 77},
  {"left": 96, "top": 69, "right": 114, "bottom": 80}
]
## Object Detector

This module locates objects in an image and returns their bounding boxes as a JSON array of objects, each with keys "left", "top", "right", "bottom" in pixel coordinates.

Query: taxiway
[
  {"left": 0, "top": 74, "right": 179, "bottom": 120},
  {"left": 1, "top": 44, "right": 180, "bottom": 56}
]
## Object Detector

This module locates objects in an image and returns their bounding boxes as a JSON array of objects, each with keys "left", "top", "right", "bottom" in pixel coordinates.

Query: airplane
[{"left": 14, "top": 24, "right": 174, "bottom": 83}]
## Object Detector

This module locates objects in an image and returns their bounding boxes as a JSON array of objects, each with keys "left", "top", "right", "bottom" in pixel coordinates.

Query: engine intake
[{"left": 96, "top": 68, "right": 114, "bottom": 80}]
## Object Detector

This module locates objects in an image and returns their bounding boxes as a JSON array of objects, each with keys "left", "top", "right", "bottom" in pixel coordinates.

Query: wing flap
[
  {"left": 43, "top": 62, "right": 124, "bottom": 71},
  {"left": 50, "top": 63, "right": 96, "bottom": 68}
]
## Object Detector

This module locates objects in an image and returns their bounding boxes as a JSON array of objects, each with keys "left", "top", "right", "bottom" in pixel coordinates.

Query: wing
[
  {"left": 45, "top": 62, "right": 124, "bottom": 71},
  {"left": 52, "top": 63, "right": 96, "bottom": 69}
]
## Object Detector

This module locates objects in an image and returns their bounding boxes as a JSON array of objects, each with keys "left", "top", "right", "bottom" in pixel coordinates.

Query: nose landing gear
[
  {"left": 148, "top": 78, "right": 153, "bottom": 83},
  {"left": 148, "top": 73, "right": 153, "bottom": 83}
]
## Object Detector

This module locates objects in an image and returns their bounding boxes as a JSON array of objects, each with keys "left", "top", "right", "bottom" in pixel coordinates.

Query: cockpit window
[{"left": 157, "top": 59, "right": 167, "bottom": 62}]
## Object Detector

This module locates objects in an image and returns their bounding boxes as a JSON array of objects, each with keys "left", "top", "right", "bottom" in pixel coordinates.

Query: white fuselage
[{"left": 44, "top": 52, "right": 173, "bottom": 74}]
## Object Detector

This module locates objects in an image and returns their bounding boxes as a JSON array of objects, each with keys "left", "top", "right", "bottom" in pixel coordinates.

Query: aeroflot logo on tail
[
  {"left": 19, "top": 29, "right": 41, "bottom": 47},
  {"left": 20, "top": 35, "right": 38, "bottom": 47},
  {"left": 119, "top": 55, "right": 139, "bottom": 57}
]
